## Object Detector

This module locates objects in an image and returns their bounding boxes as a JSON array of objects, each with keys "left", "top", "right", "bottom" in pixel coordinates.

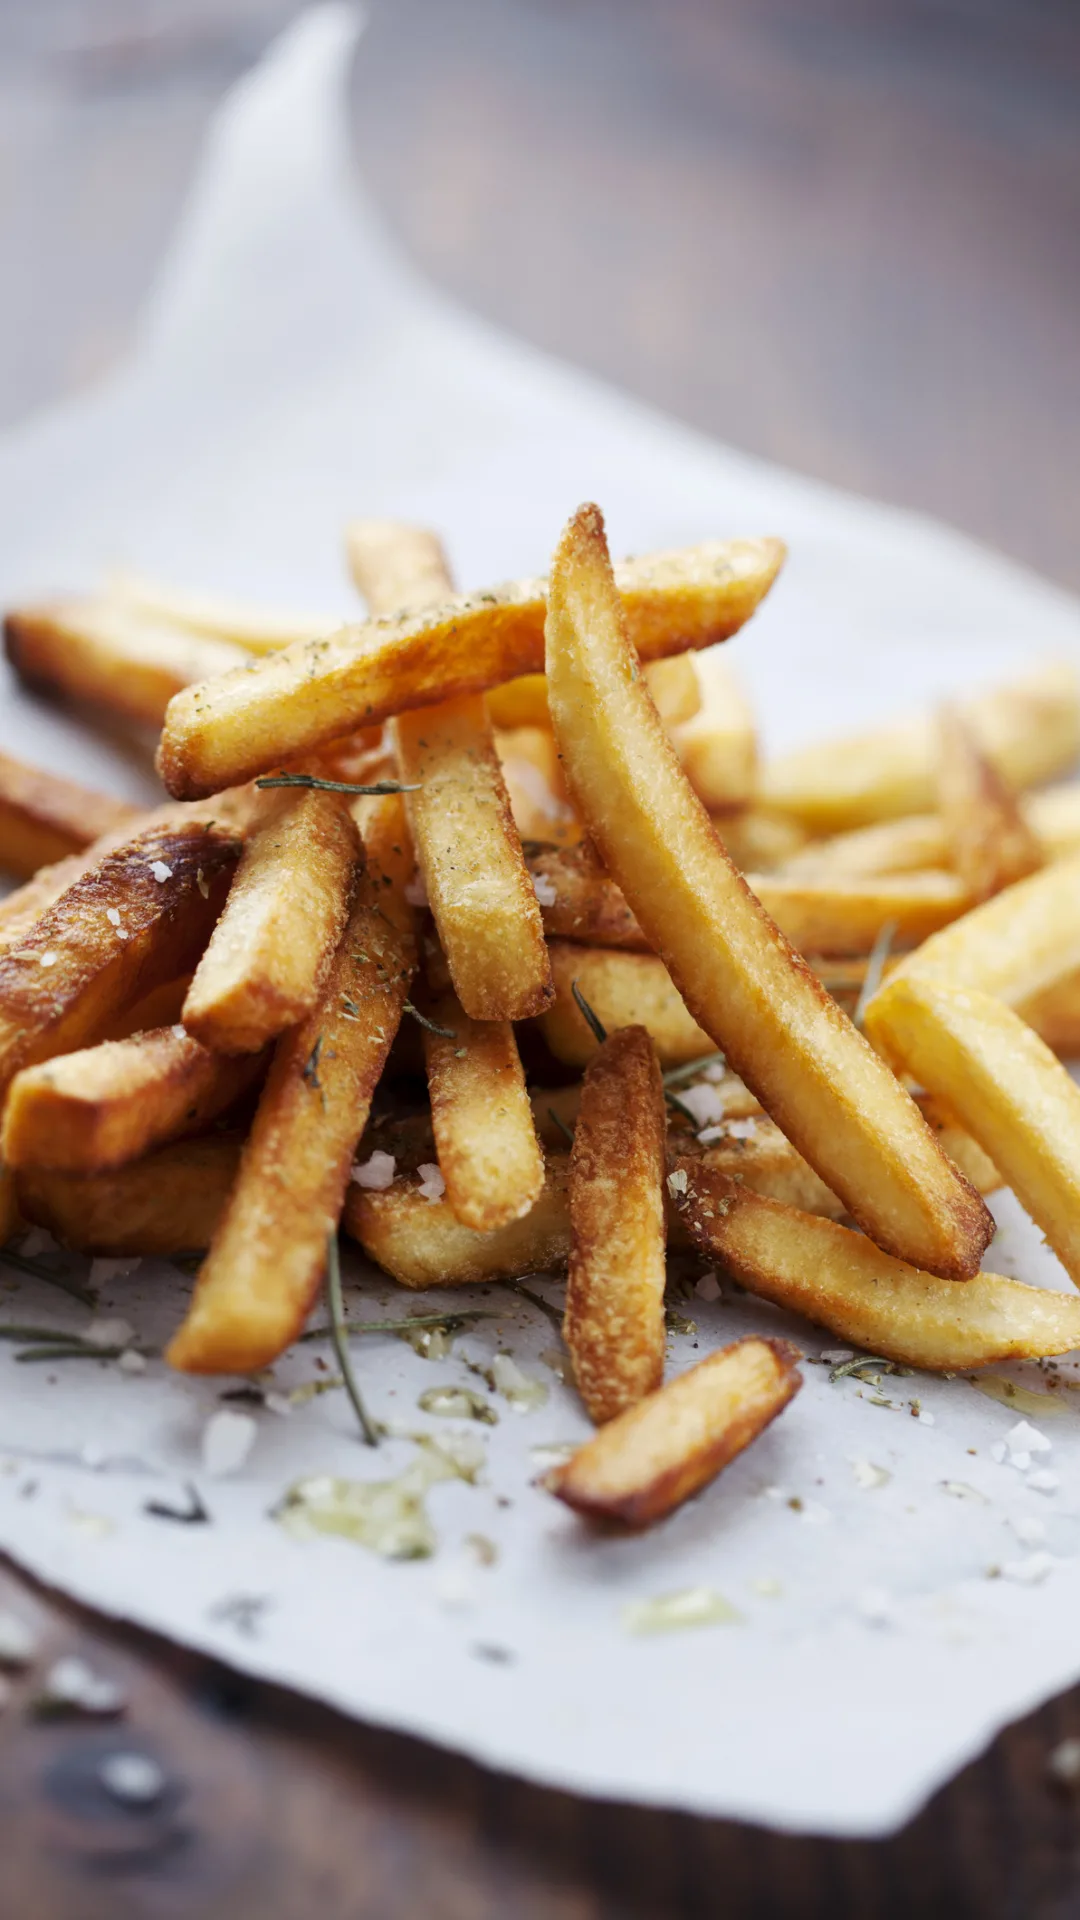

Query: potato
[
  {"left": 5, "top": 597, "right": 248, "bottom": 727},
  {"left": 935, "top": 704, "right": 1042, "bottom": 901},
  {"left": 18, "top": 1134, "right": 241, "bottom": 1255},
  {"left": 345, "top": 1152, "right": 572, "bottom": 1289},
  {"left": 421, "top": 984, "right": 544, "bottom": 1232}
]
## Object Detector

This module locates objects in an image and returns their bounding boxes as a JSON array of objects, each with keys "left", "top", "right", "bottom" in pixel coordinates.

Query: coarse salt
[
  {"left": 677, "top": 1083, "right": 726, "bottom": 1130},
  {"left": 201, "top": 1409, "right": 257, "bottom": 1479},
  {"left": 83, "top": 1317, "right": 135, "bottom": 1350},
  {"left": 1010, "top": 1515, "right": 1047, "bottom": 1546},
  {"left": 350, "top": 1151, "right": 396, "bottom": 1191},
  {"left": 1028, "top": 1469, "right": 1061, "bottom": 1493},
  {"left": 106, "top": 908, "right": 121, "bottom": 927},
  {"left": 0, "top": 1611, "right": 37, "bottom": 1666},
  {"left": 666, "top": 1168, "right": 688, "bottom": 1198},
  {"left": 39, "top": 952, "right": 56, "bottom": 968},
  {"left": 1006, "top": 1420, "right": 1051, "bottom": 1456},
  {"left": 403, "top": 870, "right": 428, "bottom": 907},
  {"left": 694, "top": 1272, "right": 721, "bottom": 1302},
  {"left": 1002, "top": 1552, "right": 1055, "bottom": 1585},
  {"left": 150, "top": 861, "right": 173, "bottom": 883},
  {"left": 171, "top": 1023, "right": 187, "bottom": 1040},
  {"left": 40, "top": 1656, "right": 126, "bottom": 1715},
  {"left": 416, "top": 1163, "right": 446, "bottom": 1203},
  {"left": 531, "top": 874, "right": 557, "bottom": 907},
  {"left": 99, "top": 1752, "right": 165, "bottom": 1804},
  {"left": 990, "top": 1442, "right": 1007, "bottom": 1464},
  {"left": 118, "top": 1350, "right": 147, "bottom": 1375}
]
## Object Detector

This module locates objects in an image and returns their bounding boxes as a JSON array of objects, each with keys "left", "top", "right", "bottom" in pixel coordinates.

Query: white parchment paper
[{"left": 1, "top": 5, "right": 1080, "bottom": 1838}]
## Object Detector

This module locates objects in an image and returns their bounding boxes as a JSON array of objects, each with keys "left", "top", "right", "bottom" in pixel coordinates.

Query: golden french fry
[
  {"left": 345, "top": 1152, "right": 572, "bottom": 1288},
  {"left": 868, "top": 975, "right": 1080, "bottom": 1287},
  {"left": 0, "top": 751, "right": 138, "bottom": 880},
  {"left": 18, "top": 1133, "right": 241, "bottom": 1255},
  {"left": 782, "top": 783, "right": 1080, "bottom": 883},
  {"left": 529, "top": 845, "right": 648, "bottom": 950},
  {"left": 690, "top": 1122, "right": 846, "bottom": 1221},
  {"left": 1020, "top": 970, "right": 1080, "bottom": 1058},
  {"left": 167, "top": 797, "right": 415, "bottom": 1373},
  {"left": 544, "top": 505, "right": 992, "bottom": 1279},
  {"left": 349, "top": 521, "right": 553, "bottom": 1023},
  {"left": 641, "top": 653, "right": 702, "bottom": 727},
  {"left": 158, "top": 536, "right": 785, "bottom": 799},
  {"left": 182, "top": 787, "right": 359, "bottom": 1053},
  {"left": 2, "top": 1027, "right": 264, "bottom": 1176},
  {"left": 494, "top": 726, "right": 580, "bottom": 847},
  {"left": 759, "top": 660, "right": 1080, "bottom": 832},
  {"left": 421, "top": 985, "right": 544, "bottom": 1232},
  {"left": 935, "top": 704, "right": 1043, "bottom": 901},
  {"left": 545, "top": 1337, "right": 801, "bottom": 1527},
  {"left": 711, "top": 808, "right": 808, "bottom": 872},
  {"left": 5, "top": 598, "right": 249, "bottom": 728},
  {"left": 540, "top": 944, "right": 713, "bottom": 1069},
  {"left": 564, "top": 1026, "right": 666, "bottom": 1424},
  {"left": 485, "top": 673, "right": 550, "bottom": 730},
  {"left": 671, "top": 652, "right": 757, "bottom": 810},
  {"left": 672, "top": 1161, "right": 1080, "bottom": 1368},
  {"left": 0, "top": 854, "right": 89, "bottom": 955},
  {"left": 343, "top": 521, "right": 457, "bottom": 618},
  {"left": 107, "top": 568, "right": 336, "bottom": 654},
  {"left": 866, "top": 853, "right": 1080, "bottom": 1018},
  {"left": 488, "top": 657, "right": 701, "bottom": 732}
]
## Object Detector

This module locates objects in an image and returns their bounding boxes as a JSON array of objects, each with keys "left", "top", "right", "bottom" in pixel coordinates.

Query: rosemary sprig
[
  {"left": 299, "top": 1308, "right": 496, "bottom": 1344},
  {"left": 255, "top": 773, "right": 420, "bottom": 797},
  {"left": 0, "top": 1251, "right": 97, "bottom": 1308},
  {"left": 853, "top": 920, "right": 899, "bottom": 1031},
  {"left": 662, "top": 1051, "right": 726, "bottom": 1089},
  {"left": 571, "top": 981, "right": 607, "bottom": 1046},
  {"left": 664, "top": 1086, "right": 700, "bottom": 1130},
  {"left": 15, "top": 1343, "right": 157, "bottom": 1364},
  {"left": 547, "top": 1106, "right": 576, "bottom": 1148},
  {"left": 0, "top": 1323, "right": 97, "bottom": 1345},
  {"left": 506, "top": 1279, "right": 564, "bottom": 1335},
  {"left": 403, "top": 1002, "right": 457, "bottom": 1040},
  {"left": 829, "top": 1353, "right": 907, "bottom": 1383},
  {"left": 325, "top": 1234, "right": 380, "bottom": 1447}
]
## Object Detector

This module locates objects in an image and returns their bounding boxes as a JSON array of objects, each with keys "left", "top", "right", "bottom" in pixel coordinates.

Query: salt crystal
[
  {"left": 851, "top": 1459, "right": 890, "bottom": 1491},
  {"left": 1010, "top": 1452, "right": 1032, "bottom": 1472},
  {"left": 171, "top": 1023, "right": 187, "bottom": 1040},
  {"left": 677, "top": 1083, "right": 726, "bottom": 1130},
  {"left": 1010, "top": 1515, "right": 1047, "bottom": 1546},
  {"left": 856, "top": 1585, "right": 894, "bottom": 1626},
  {"left": 666, "top": 1168, "right": 688, "bottom": 1198},
  {"left": 106, "top": 908, "right": 121, "bottom": 927},
  {"left": 1049, "top": 1737, "right": 1080, "bottom": 1788},
  {"left": 725, "top": 1115, "right": 759, "bottom": 1139},
  {"left": 264, "top": 1392, "right": 293, "bottom": 1418},
  {"left": 1002, "top": 1552, "right": 1055, "bottom": 1585},
  {"left": 531, "top": 874, "right": 557, "bottom": 908},
  {"left": 702, "top": 1059, "right": 728, "bottom": 1083},
  {"left": 40, "top": 1656, "right": 125, "bottom": 1715},
  {"left": 416, "top": 1163, "right": 446, "bottom": 1203},
  {"left": 1006, "top": 1420, "right": 1051, "bottom": 1455},
  {"left": 799, "top": 1500, "right": 833, "bottom": 1526},
  {"left": 118, "top": 1350, "right": 146, "bottom": 1376},
  {"left": 18, "top": 1226, "right": 58, "bottom": 1259},
  {"left": 0, "top": 1611, "right": 37, "bottom": 1666},
  {"left": 432, "top": 1557, "right": 475, "bottom": 1611},
  {"left": 696, "top": 1126, "right": 724, "bottom": 1146},
  {"left": 39, "top": 952, "right": 56, "bottom": 968},
  {"left": 694, "top": 1272, "right": 721, "bottom": 1302},
  {"left": 918, "top": 1409, "right": 936, "bottom": 1427},
  {"left": 1028, "top": 1470, "right": 1061, "bottom": 1494},
  {"left": 150, "top": 861, "right": 173, "bottom": 883},
  {"left": 201, "top": 1410, "right": 257, "bottom": 1479},
  {"left": 990, "top": 1442, "right": 1007, "bottom": 1463},
  {"left": 117, "top": 929, "right": 129, "bottom": 941},
  {"left": 350, "top": 1150, "right": 396, "bottom": 1191},
  {"left": 99, "top": 1751, "right": 165, "bottom": 1804},
  {"left": 83, "top": 1317, "right": 135, "bottom": 1350}
]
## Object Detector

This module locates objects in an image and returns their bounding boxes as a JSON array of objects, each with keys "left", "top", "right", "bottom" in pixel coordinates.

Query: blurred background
[{"left": 1, "top": 0, "right": 1077, "bottom": 587}]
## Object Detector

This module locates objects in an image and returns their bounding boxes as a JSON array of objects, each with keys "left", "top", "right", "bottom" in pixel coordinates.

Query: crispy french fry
[
  {"left": 485, "top": 674, "right": 551, "bottom": 730},
  {"left": 488, "top": 657, "right": 701, "bottom": 731},
  {"left": 158, "top": 536, "right": 785, "bottom": 799},
  {"left": 0, "top": 752, "right": 138, "bottom": 879},
  {"left": 166, "top": 796, "right": 415, "bottom": 1373},
  {"left": 2, "top": 1027, "right": 264, "bottom": 1175},
  {"left": 343, "top": 522, "right": 457, "bottom": 618},
  {"left": 345, "top": 1152, "right": 572, "bottom": 1288},
  {"left": 182, "top": 786, "right": 359, "bottom": 1053},
  {"left": 671, "top": 652, "right": 757, "bottom": 810},
  {"left": 564, "top": 1026, "right": 666, "bottom": 1424},
  {"left": 935, "top": 704, "right": 1043, "bottom": 901},
  {"left": 641, "top": 653, "right": 702, "bottom": 727},
  {"left": 0, "top": 854, "right": 88, "bottom": 955},
  {"left": 108, "top": 569, "right": 335, "bottom": 654},
  {"left": 5, "top": 598, "right": 249, "bottom": 727},
  {"left": 759, "top": 660, "right": 1080, "bottom": 832},
  {"left": 688, "top": 1122, "right": 846, "bottom": 1221},
  {"left": 350, "top": 521, "right": 553, "bottom": 1023},
  {"left": 530, "top": 844, "right": 970, "bottom": 956},
  {"left": 711, "top": 808, "right": 808, "bottom": 872},
  {"left": 540, "top": 945, "right": 713, "bottom": 1069},
  {"left": 782, "top": 783, "right": 1080, "bottom": 882},
  {"left": 868, "top": 975, "right": 1080, "bottom": 1287},
  {"left": 866, "top": 853, "right": 1080, "bottom": 1016},
  {"left": 544, "top": 504, "right": 992, "bottom": 1279},
  {"left": 18, "top": 1133, "right": 241, "bottom": 1255},
  {"left": 1020, "top": 970, "right": 1080, "bottom": 1057},
  {"left": 494, "top": 726, "right": 580, "bottom": 847},
  {"left": 545, "top": 1337, "right": 801, "bottom": 1527},
  {"left": 421, "top": 985, "right": 544, "bottom": 1232},
  {"left": 672, "top": 1161, "right": 1080, "bottom": 1369}
]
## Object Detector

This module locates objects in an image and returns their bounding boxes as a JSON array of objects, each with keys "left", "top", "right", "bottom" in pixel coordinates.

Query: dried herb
[
  {"left": 255, "top": 773, "right": 419, "bottom": 797},
  {"left": 403, "top": 1001, "right": 457, "bottom": 1040},
  {"left": 853, "top": 920, "right": 899, "bottom": 1030},
  {"left": 505, "top": 1279, "right": 564, "bottom": 1334},
  {"left": 301, "top": 1035, "right": 323, "bottom": 1090},
  {"left": 662, "top": 1051, "right": 726, "bottom": 1089},
  {"left": 829, "top": 1353, "right": 909, "bottom": 1383},
  {"left": 144, "top": 1483, "right": 210, "bottom": 1525},
  {"left": 547, "top": 1106, "right": 575, "bottom": 1148},
  {"left": 571, "top": 981, "right": 607, "bottom": 1046},
  {"left": 0, "top": 1251, "right": 96, "bottom": 1309},
  {"left": 300, "top": 1308, "right": 495, "bottom": 1345},
  {"left": 325, "top": 1234, "right": 380, "bottom": 1447}
]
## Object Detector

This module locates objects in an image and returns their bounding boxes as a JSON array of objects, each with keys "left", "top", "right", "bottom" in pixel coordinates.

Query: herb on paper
[
  {"left": 325, "top": 1234, "right": 380, "bottom": 1446},
  {"left": 144, "top": 1484, "right": 210, "bottom": 1525}
]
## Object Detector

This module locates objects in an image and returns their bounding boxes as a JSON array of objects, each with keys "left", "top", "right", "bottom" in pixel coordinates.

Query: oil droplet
[
  {"left": 970, "top": 1376, "right": 1066, "bottom": 1416},
  {"left": 490, "top": 1353, "right": 548, "bottom": 1412},
  {"left": 418, "top": 1385, "right": 498, "bottom": 1425},
  {"left": 277, "top": 1434, "right": 484, "bottom": 1559}
]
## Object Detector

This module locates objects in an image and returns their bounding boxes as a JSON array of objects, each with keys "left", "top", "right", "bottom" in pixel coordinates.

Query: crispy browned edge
[{"left": 936, "top": 704, "right": 1043, "bottom": 901}]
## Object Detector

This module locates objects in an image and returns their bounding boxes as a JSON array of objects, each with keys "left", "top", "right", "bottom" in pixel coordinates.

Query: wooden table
[{"left": 2, "top": 3, "right": 1080, "bottom": 1912}]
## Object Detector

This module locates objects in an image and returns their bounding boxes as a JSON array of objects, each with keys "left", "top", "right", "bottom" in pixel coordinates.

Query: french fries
[
  {"left": 166, "top": 795, "right": 415, "bottom": 1373},
  {"left": 494, "top": 726, "right": 579, "bottom": 846},
  {"left": 108, "top": 569, "right": 336, "bottom": 654},
  {"left": 1020, "top": 970, "right": 1080, "bottom": 1058},
  {"left": 0, "top": 854, "right": 88, "bottom": 954},
  {"left": 670, "top": 652, "right": 757, "bottom": 810},
  {"left": 544, "top": 504, "right": 993, "bottom": 1278},
  {"left": 781, "top": 782, "right": 1080, "bottom": 882},
  {"left": 759, "top": 660, "right": 1080, "bottom": 831},
  {"left": 540, "top": 944, "right": 713, "bottom": 1069},
  {"left": 0, "top": 752, "right": 138, "bottom": 879},
  {"left": 711, "top": 808, "right": 809, "bottom": 873},
  {"left": 5, "top": 598, "right": 249, "bottom": 727},
  {"left": 564, "top": 1026, "right": 667, "bottom": 1424},
  {"left": 350, "top": 520, "right": 552, "bottom": 1022},
  {"left": 182, "top": 786, "right": 359, "bottom": 1052},
  {"left": 867, "top": 975, "right": 1080, "bottom": 1287},
  {"left": 488, "top": 656, "right": 701, "bottom": 731},
  {"left": 421, "top": 985, "right": 544, "bottom": 1232},
  {"left": 18, "top": 1134, "right": 241, "bottom": 1255},
  {"left": 158, "top": 536, "right": 786, "bottom": 798},
  {"left": 671, "top": 1161, "right": 1080, "bottom": 1369},
  {"left": 545, "top": 1337, "right": 801, "bottom": 1527},
  {"left": 2, "top": 1026, "right": 264, "bottom": 1175},
  {"left": 640, "top": 653, "right": 702, "bottom": 728},
  {"left": 935, "top": 704, "right": 1042, "bottom": 901},
  {"left": 345, "top": 1152, "right": 572, "bottom": 1288}
]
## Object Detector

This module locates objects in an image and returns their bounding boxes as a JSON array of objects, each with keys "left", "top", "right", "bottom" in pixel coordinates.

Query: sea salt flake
[
  {"left": 403, "top": 870, "right": 428, "bottom": 907},
  {"left": 799, "top": 1499, "right": 832, "bottom": 1526},
  {"left": 677, "top": 1083, "right": 726, "bottom": 1129},
  {"left": 1049, "top": 1738, "right": 1080, "bottom": 1788},
  {"left": 1002, "top": 1552, "right": 1055, "bottom": 1585},
  {"left": 171, "top": 1023, "right": 187, "bottom": 1040},
  {"left": 201, "top": 1410, "right": 257, "bottom": 1479},
  {"left": 918, "top": 1409, "right": 935, "bottom": 1426},
  {"left": 1010, "top": 1515, "right": 1047, "bottom": 1545},
  {"left": 1028, "top": 1470, "right": 1061, "bottom": 1493},
  {"left": 432, "top": 1557, "right": 475, "bottom": 1611},
  {"left": 416, "top": 1162, "right": 445, "bottom": 1203},
  {"left": 264, "top": 1392, "right": 293, "bottom": 1418},
  {"left": 851, "top": 1459, "right": 890, "bottom": 1491},
  {"left": 1006, "top": 1420, "right": 1051, "bottom": 1455},
  {"left": 666, "top": 1168, "right": 688, "bottom": 1197},
  {"left": 99, "top": 1752, "right": 165, "bottom": 1804},
  {"left": 18, "top": 1227, "right": 58, "bottom": 1259},
  {"left": 106, "top": 908, "right": 121, "bottom": 927},
  {"left": 117, "top": 1350, "right": 147, "bottom": 1376},
  {"left": 942, "top": 1481, "right": 986, "bottom": 1503},
  {"left": 694, "top": 1272, "right": 721, "bottom": 1302},
  {"left": 990, "top": 1442, "right": 1007, "bottom": 1464},
  {"left": 117, "top": 929, "right": 129, "bottom": 941},
  {"left": 1010, "top": 1451, "right": 1032, "bottom": 1472},
  {"left": 531, "top": 873, "right": 557, "bottom": 907},
  {"left": 350, "top": 1150, "right": 396, "bottom": 1191},
  {"left": 39, "top": 952, "right": 57, "bottom": 967},
  {"left": 150, "top": 861, "right": 173, "bottom": 883},
  {"left": 725, "top": 1116, "right": 759, "bottom": 1140},
  {"left": 39, "top": 1656, "right": 125, "bottom": 1716},
  {"left": 83, "top": 1317, "right": 135, "bottom": 1350}
]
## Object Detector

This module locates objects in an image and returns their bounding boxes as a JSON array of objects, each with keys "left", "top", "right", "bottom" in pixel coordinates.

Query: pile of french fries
[{"left": 5, "top": 505, "right": 1080, "bottom": 1532}]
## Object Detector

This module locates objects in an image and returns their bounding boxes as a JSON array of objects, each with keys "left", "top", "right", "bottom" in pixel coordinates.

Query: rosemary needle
[
  {"left": 255, "top": 773, "right": 419, "bottom": 797},
  {"left": 571, "top": 981, "right": 607, "bottom": 1046},
  {"left": 0, "top": 1251, "right": 97, "bottom": 1308},
  {"left": 325, "top": 1234, "right": 380, "bottom": 1447}
]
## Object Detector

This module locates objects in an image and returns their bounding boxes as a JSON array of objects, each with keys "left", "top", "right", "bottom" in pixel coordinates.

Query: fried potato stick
[
  {"left": 19, "top": 1133, "right": 241, "bottom": 1255},
  {"left": 539, "top": 944, "right": 713, "bottom": 1069},
  {"left": 935, "top": 704, "right": 1043, "bottom": 901},
  {"left": 421, "top": 984, "right": 544, "bottom": 1232},
  {"left": 671, "top": 652, "right": 757, "bottom": 811},
  {"left": 183, "top": 785, "right": 359, "bottom": 1052},
  {"left": 488, "top": 656, "right": 701, "bottom": 731},
  {"left": 545, "top": 1337, "right": 801, "bottom": 1527},
  {"left": 167, "top": 796, "right": 415, "bottom": 1373},
  {"left": 349, "top": 520, "right": 552, "bottom": 1021},
  {"left": 158, "top": 536, "right": 785, "bottom": 798},
  {"left": 868, "top": 975, "right": 1080, "bottom": 1287},
  {"left": 3, "top": 1026, "right": 264, "bottom": 1175},
  {"left": 563, "top": 1026, "right": 667, "bottom": 1424},
  {"left": 107, "top": 569, "right": 335, "bottom": 654},
  {"left": 494, "top": 726, "right": 580, "bottom": 847},
  {"left": 0, "top": 751, "right": 139, "bottom": 879},
  {"left": 782, "top": 783, "right": 1080, "bottom": 882},
  {"left": 6, "top": 597, "right": 248, "bottom": 727},
  {"left": 544, "top": 505, "right": 992, "bottom": 1279},
  {"left": 345, "top": 1152, "right": 572, "bottom": 1289},
  {"left": 671, "top": 1161, "right": 1080, "bottom": 1368}
]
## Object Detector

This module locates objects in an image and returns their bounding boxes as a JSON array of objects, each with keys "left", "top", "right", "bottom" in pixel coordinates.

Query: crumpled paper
[{"left": 0, "top": 4, "right": 1079, "bottom": 1839}]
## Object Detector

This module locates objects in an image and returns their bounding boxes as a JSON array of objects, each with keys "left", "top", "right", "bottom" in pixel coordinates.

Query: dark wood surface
[{"left": 2, "top": 3, "right": 1080, "bottom": 1914}]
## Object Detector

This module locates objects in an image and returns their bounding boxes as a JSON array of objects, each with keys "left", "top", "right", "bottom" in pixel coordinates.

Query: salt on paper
[
  {"left": 201, "top": 1411, "right": 257, "bottom": 1480},
  {"left": 0, "top": 6, "right": 1077, "bottom": 1845}
]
